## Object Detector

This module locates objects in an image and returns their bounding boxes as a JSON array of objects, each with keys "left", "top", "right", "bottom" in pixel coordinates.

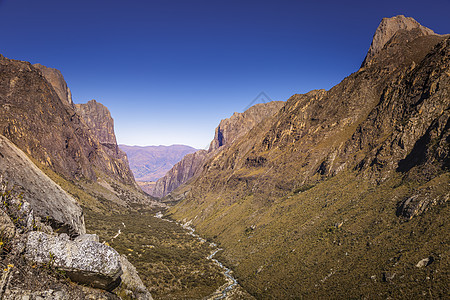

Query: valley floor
[{"left": 84, "top": 206, "right": 254, "bottom": 299}]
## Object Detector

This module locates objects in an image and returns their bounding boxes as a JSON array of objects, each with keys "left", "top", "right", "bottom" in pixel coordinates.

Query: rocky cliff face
[
  {"left": 0, "top": 55, "right": 147, "bottom": 205},
  {"left": 150, "top": 150, "right": 208, "bottom": 198},
  {"left": 0, "top": 134, "right": 85, "bottom": 236},
  {"left": 75, "top": 100, "right": 138, "bottom": 187},
  {"left": 33, "top": 63, "right": 73, "bottom": 106},
  {"left": 362, "top": 15, "right": 436, "bottom": 67},
  {"left": 75, "top": 100, "right": 118, "bottom": 146},
  {"left": 168, "top": 16, "right": 450, "bottom": 298},
  {"left": 209, "top": 101, "right": 284, "bottom": 151},
  {"left": 150, "top": 101, "right": 284, "bottom": 198}
]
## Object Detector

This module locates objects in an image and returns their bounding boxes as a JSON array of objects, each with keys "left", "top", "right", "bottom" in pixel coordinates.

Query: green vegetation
[
  {"left": 84, "top": 206, "right": 226, "bottom": 299},
  {"left": 169, "top": 171, "right": 450, "bottom": 299}
]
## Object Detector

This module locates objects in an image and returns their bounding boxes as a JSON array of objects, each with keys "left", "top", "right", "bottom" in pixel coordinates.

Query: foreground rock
[
  {"left": 117, "top": 255, "right": 153, "bottom": 300},
  {"left": 25, "top": 231, "right": 122, "bottom": 291},
  {"left": 0, "top": 135, "right": 85, "bottom": 236}
]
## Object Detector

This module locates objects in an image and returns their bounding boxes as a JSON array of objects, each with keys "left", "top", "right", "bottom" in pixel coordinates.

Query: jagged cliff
[
  {"left": 75, "top": 100, "right": 137, "bottom": 187},
  {"left": 0, "top": 57, "right": 148, "bottom": 205},
  {"left": 150, "top": 150, "right": 208, "bottom": 198},
  {"left": 33, "top": 63, "right": 73, "bottom": 106},
  {"left": 208, "top": 101, "right": 285, "bottom": 151},
  {"left": 168, "top": 16, "right": 450, "bottom": 298},
  {"left": 151, "top": 101, "right": 284, "bottom": 198}
]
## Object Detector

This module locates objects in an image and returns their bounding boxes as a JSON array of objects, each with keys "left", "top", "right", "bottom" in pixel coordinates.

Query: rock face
[
  {"left": 119, "top": 144, "right": 198, "bottom": 182},
  {"left": 25, "top": 231, "right": 122, "bottom": 291},
  {"left": 362, "top": 15, "right": 436, "bottom": 67},
  {"left": 150, "top": 150, "right": 208, "bottom": 198},
  {"left": 0, "top": 135, "right": 85, "bottom": 236},
  {"left": 117, "top": 255, "right": 153, "bottom": 300},
  {"left": 0, "top": 55, "right": 148, "bottom": 205},
  {"left": 33, "top": 63, "right": 73, "bottom": 106},
  {"left": 209, "top": 101, "right": 284, "bottom": 151},
  {"left": 150, "top": 101, "right": 284, "bottom": 198},
  {"left": 76, "top": 100, "right": 118, "bottom": 146},
  {"left": 168, "top": 17, "right": 450, "bottom": 298},
  {"left": 75, "top": 100, "right": 137, "bottom": 187}
]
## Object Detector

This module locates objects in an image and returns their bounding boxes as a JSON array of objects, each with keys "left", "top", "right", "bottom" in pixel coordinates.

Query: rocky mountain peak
[
  {"left": 362, "top": 15, "right": 436, "bottom": 67},
  {"left": 33, "top": 63, "right": 73, "bottom": 106},
  {"left": 75, "top": 99, "right": 117, "bottom": 146}
]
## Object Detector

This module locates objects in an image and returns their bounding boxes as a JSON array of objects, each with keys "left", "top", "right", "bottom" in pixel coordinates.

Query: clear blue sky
[{"left": 1, "top": 0, "right": 449, "bottom": 148}]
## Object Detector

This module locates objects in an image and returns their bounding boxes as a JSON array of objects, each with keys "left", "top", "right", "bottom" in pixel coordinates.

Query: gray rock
[
  {"left": 0, "top": 135, "right": 85, "bottom": 236},
  {"left": 416, "top": 257, "right": 434, "bottom": 268},
  {"left": 0, "top": 208, "right": 15, "bottom": 241},
  {"left": 118, "top": 255, "right": 153, "bottom": 300},
  {"left": 25, "top": 231, "right": 122, "bottom": 291},
  {"left": 75, "top": 233, "right": 100, "bottom": 243}
]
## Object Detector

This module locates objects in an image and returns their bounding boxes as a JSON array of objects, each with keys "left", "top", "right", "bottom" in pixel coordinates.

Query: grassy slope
[
  {"left": 169, "top": 170, "right": 449, "bottom": 299},
  {"left": 30, "top": 156, "right": 228, "bottom": 299}
]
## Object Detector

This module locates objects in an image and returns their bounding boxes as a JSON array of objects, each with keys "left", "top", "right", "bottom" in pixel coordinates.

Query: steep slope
[
  {"left": 150, "top": 150, "right": 208, "bottom": 198},
  {"left": 33, "top": 63, "right": 73, "bottom": 106},
  {"left": 75, "top": 100, "right": 137, "bottom": 187},
  {"left": 0, "top": 56, "right": 150, "bottom": 208},
  {"left": 168, "top": 16, "right": 450, "bottom": 298},
  {"left": 0, "top": 134, "right": 85, "bottom": 236},
  {"left": 151, "top": 101, "right": 284, "bottom": 198},
  {"left": 119, "top": 144, "right": 198, "bottom": 182}
]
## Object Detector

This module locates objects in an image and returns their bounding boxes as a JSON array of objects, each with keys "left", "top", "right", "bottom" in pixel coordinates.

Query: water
[{"left": 155, "top": 212, "right": 238, "bottom": 299}]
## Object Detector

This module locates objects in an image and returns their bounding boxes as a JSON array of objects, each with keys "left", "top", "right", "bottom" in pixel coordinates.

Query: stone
[
  {"left": 32, "top": 63, "right": 73, "bottom": 106},
  {"left": 416, "top": 257, "right": 434, "bottom": 268},
  {"left": 362, "top": 15, "right": 436, "bottom": 67},
  {"left": 118, "top": 255, "right": 153, "bottom": 300},
  {"left": 75, "top": 234, "right": 100, "bottom": 243},
  {"left": 0, "top": 135, "right": 85, "bottom": 236},
  {"left": 25, "top": 231, "right": 122, "bottom": 291},
  {"left": 0, "top": 208, "right": 15, "bottom": 241}
]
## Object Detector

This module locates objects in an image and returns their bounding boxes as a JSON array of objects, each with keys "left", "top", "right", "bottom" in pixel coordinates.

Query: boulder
[
  {"left": 118, "top": 255, "right": 153, "bottom": 300},
  {"left": 25, "top": 231, "right": 122, "bottom": 291}
]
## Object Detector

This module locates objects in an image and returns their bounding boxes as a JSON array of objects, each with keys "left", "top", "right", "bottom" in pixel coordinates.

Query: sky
[{"left": 0, "top": 0, "right": 449, "bottom": 149}]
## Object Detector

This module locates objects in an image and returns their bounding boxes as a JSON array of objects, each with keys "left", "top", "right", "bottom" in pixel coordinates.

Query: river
[{"left": 155, "top": 212, "right": 238, "bottom": 299}]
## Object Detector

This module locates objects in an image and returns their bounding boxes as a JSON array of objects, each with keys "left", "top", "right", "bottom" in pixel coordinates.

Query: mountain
[
  {"left": 119, "top": 144, "right": 198, "bottom": 183},
  {"left": 32, "top": 63, "right": 73, "bottom": 106},
  {"left": 151, "top": 101, "right": 284, "bottom": 198},
  {"left": 166, "top": 16, "right": 450, "bottom": 298},
  {"left": 0, "top": 56, "right": 152, "bottom": 210}
]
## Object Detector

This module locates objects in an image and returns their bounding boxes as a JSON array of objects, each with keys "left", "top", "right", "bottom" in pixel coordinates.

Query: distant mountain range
[{"left": 119, "top": 144, "right": 198, "bottom": 182}]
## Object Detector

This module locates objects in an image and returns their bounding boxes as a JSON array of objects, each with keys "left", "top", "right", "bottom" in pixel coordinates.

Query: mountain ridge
[{"left": 167, "top": 16, "right": 450, "bottom": 298}]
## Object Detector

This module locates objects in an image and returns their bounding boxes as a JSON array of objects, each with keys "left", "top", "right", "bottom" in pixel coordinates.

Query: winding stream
[{"left": 155, "top": 212, "right": 238, "bottom": 299}]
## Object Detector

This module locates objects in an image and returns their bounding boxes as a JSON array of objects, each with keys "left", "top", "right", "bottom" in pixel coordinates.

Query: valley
[{"left": 0, "top": 11, "right": 448, "bottom": 300}]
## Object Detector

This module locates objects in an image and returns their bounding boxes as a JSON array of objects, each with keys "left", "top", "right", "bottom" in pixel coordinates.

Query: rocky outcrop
[
  {"left": 117, "top": 255, "right": 153, "bottom": 300},
  {"left": 151, "top": 101, "right": 284, "bottom": 198},
  {"left": 209, "top": 101, "right": 284, "bottom": 151},
  {"left": 25, "top": 231, "right": 122, "bottom": 291},
  {"left": 75, "top": 100, "right": 138, "bottom": 187},
  {"left": 150, "top": 150, "right": 208, "bottom": 198},
  {"left": 33, "top": 63, "right": 73, "bottom": 106},
  {"left": 0, "top": 135, "right": 85, "bottom": 236},
  {"left": 362, "top": 15, "right": 436, "bottom": 67},
  {"left": 120, "top": 144, "right": 198, "bottom": 182},
  {"left": 0, "top": 55, "right": 149, "bottom": 205},
  {"left": 75, "top": 100, "right": 118, "bottom": 146}
]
